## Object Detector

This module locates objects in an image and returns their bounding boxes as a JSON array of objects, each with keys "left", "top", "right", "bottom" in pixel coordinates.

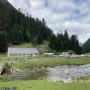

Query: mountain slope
[
  {"left": 0, "top": 0, "right": 82, "bottom": 54},
  {"left": 0, "top": 0, "right": 53, "bottom": 45},
  {"left": 83, "top": 38, "right": 90, "bottom": 53},
  {"left": 0, "top": 0, "right": 16, "bottom": 30}
]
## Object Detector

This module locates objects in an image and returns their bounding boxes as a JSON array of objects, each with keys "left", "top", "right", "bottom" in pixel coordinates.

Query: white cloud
[{"left": 8, "top": 0, "right": 90, "bottom": 43}]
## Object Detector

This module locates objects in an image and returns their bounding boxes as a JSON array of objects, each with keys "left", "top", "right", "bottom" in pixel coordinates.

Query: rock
[{"left": 16, "top": 69, "right": 20, "bottom": 72}]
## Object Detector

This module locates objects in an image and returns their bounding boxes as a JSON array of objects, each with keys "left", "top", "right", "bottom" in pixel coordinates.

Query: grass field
[
  {"left": 0, "top": 55, "right": 90, "bottom": 69},
  {"left": 0, "top": 56, "right": 90, "bottom": 90},
  {"left": 14, "top": 56, "right": 90, "bottom": 69},
  {"left": 0, "top": 79, "right": 90, "bottom": 90}
]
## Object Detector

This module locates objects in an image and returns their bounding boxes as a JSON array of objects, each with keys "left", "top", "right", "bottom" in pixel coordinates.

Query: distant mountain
[{"left": 83, "top": 38, "right": 90, "bottom": 53}]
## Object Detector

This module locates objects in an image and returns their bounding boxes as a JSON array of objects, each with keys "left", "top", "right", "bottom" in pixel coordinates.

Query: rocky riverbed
[
  {"left": 46, "top": 64, "right": 90, "bottom": 82},
  {"left": 3, "top": 64, "right": 90, "bottom": 83}
]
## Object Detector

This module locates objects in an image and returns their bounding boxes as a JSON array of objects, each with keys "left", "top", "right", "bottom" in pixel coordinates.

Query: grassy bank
[
  {"left": 0, "top": 55, "right": 90, "bottom": 69},
  {"left": 14, "top": 56, "right": 90, "bottom": 69},
  {"left": 0, "top": 80, "right": 90, "bottom": 90}
]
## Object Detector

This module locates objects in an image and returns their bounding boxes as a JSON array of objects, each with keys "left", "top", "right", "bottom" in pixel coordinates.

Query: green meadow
[
  {"left": 0, "top": 79, "right": 90, "bottom": 90},
  {"left": 0, "top": 55, "right": 90, "bottom": 69},
  {"left": 14, "top": 56, "right": 90, "bottom": 69}
]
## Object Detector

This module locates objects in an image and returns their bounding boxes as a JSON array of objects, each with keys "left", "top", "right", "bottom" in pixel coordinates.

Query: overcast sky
[{"left": 8, "top": 0, "right": 90, "bottom": 43}]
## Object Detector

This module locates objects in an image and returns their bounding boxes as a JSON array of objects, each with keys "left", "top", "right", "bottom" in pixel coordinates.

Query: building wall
[{"left": 8, "top": 53, "right": 39, "bottom": 57}]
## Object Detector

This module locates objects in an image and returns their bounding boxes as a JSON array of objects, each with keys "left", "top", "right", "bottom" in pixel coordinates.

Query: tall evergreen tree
[
  {"left": 57, "top": 32, "right": 64, "bottom": 52},
  {"left": 70, "top": 35, "right": 82, "bottom": 54},
  {"left": 63, "top": 30, "right": 70, "bottom": 51},
  {"left": 49, "top": 35, "right": 58, "bottom": 51}
]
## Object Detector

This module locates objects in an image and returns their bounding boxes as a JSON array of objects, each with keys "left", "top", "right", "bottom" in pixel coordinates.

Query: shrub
[{"left": 1, "top": 63, "right": 12, "bottom": 75}]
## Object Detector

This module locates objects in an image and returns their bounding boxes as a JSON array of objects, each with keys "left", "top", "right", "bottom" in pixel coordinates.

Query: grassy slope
[
  {"left": 0, "top": 80, "right": 90, "bottom": 90},
  {"left": 9, "top": 43, "right": 35, "bottom": 48}
]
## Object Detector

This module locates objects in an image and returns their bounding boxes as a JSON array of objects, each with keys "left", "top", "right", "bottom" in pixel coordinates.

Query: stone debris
[{"left": 46, "top": 64, "right": 90, "bottom": 82}]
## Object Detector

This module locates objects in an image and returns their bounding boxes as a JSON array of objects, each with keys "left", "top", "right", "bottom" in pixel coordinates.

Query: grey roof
[{"left": 8, "top": 48, "right": 39, "bottom": 54}]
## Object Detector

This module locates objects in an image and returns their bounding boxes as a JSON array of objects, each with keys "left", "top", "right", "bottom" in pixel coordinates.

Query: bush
[
  {"left": 1, "top": 63, "right": 12, "bottom": 75},
  {"left": 68, "top": 50, "right": 75, "bottom": 55}
]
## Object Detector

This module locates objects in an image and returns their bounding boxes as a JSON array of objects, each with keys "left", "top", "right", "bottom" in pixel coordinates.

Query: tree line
[{"left": 49, "top": 31, "right": 82, "bottom": 54}]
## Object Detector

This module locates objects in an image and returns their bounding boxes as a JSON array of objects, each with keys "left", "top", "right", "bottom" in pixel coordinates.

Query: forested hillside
[
  {"left": 0, "top": 0, "right": 53, "bottom": 45},
  {"left": 0, "top": 0, "right": 82, "bottom": 54}
]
